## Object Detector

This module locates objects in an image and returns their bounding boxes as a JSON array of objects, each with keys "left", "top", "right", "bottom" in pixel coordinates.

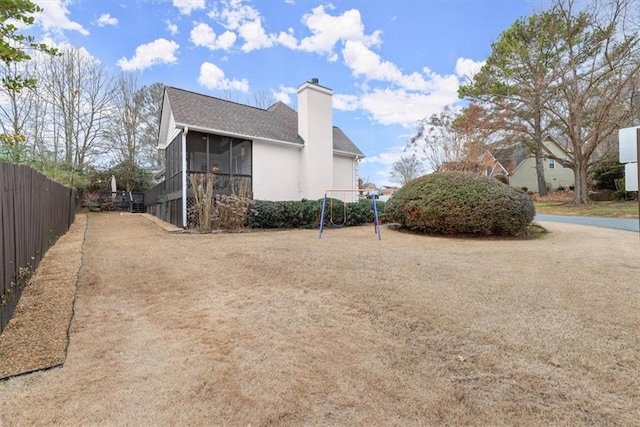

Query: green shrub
[
  {"left": 589, "top": 153, "right": 624, "bottom": 191},
  {"left": 385, "top": 171, "right": 535, "bottom": 237},
  {"left": 344, "top": 199, "right": 385, "bottom": 226},
  {"left": 248, "top": 199, "right": 321, "bottom": 229},
  {"left": 277, "top": 199, "right": 322, "bottom": 228},
  {"left": 247, "top": 200, "right": 283, "bottom": 228},
  {"left": 246, "top": 198, "right": 385, "bottom": 229}
]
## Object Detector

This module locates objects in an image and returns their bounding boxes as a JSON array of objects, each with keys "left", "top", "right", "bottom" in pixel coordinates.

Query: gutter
[
  {"left": 174, "top": 122, "right": 303, "bottom": 148},
  {"left": 333, "top": 149, "right": 365, "bottom": 158}
]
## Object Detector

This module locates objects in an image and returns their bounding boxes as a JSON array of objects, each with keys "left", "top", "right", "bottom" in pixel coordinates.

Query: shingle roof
[
  {"left": 333, "top": 126, "right": 364, "bottom": 157},
  {"left": 493, "top": 145, "right": 529, "bottom": 173},
  {"left": 164, "top": 86, "right": 363, "bottom": 157}
]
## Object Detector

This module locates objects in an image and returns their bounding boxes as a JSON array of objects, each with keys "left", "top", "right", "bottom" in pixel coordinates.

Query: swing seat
[{"left": 330, "top": 219, "right": 346, "bottom": 227}]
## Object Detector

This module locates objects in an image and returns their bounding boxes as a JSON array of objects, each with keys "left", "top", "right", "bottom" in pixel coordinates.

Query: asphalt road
[{"left": 535, "top": 214, "right": 640, "bottom": 232}]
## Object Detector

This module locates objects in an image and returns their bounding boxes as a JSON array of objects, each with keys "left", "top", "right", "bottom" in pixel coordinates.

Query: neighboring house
[
  {"left": 479, "top": 135, "right": 574, "bottom": 192},
  {"left": 378, "top": 186, "right": 398, "bottom": 201},
  {"left": 379, "top": 186, "right": 398, "bottom": 196},
  {"left": 145, "top": 79, "right": 365, "bottom": 228}
]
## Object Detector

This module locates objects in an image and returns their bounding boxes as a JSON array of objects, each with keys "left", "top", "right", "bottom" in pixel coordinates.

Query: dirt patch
[
  {"left": 0, "top": 214, "right": 86, "bottom": 379},
  {"left": 0, "top": 212, "right": 638, "bottom": 425}
]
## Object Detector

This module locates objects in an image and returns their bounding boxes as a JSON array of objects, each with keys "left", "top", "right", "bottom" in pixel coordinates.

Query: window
[
  {"left": 548, "top": 159, "right": 556, "bottom": 169},
  {"left": 486, "top": 166, "right": 493, "bottom": 177},
  {"left": 562, "top": 158, "right": 569, "bottom": 168}
]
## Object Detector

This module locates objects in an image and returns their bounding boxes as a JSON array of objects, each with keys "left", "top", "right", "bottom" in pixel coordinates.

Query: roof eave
[
  {"left": 174, "top": 122, "right": 303, "bottom": 148},
  {"left": 333, "top": 149, "right": 365, "bottom": 158}
]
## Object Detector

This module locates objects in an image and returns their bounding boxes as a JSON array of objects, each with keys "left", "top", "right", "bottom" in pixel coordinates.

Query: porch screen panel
[
  {"left": 187, "top": 132, "right": 207, "bottom": 172},
  {"left": 209, "top": 136, "right": 231, "bottom": 174},
  {"left": 232, "top": 140, "right": 251, "bottom": 175},
  {"left": 165, "top": 133, "right": 182, "bottom": 195}
]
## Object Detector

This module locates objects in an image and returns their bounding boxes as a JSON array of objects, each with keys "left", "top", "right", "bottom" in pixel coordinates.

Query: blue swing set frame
[{"left": 318, "top": 190, "right": 382, "bottom": 240}]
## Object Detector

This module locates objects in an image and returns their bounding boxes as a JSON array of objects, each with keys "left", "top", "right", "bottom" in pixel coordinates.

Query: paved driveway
[{"left": 536, "top": 214, "right": 640, "bottom": 232}]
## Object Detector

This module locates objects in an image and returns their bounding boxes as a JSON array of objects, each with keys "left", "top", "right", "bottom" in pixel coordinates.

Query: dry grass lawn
[{"left": 0, "top": 212, "right": 638, "bottom": 425}]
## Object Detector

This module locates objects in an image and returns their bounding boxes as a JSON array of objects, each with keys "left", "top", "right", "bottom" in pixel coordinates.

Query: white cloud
[
  {"left": 357, "top": 82, "right": 459, "bottom": 128},
  {"left": 297, "top": 6, "right": 380, "bottom": 61},
  {"left": 117, "top": 38, "right": 180, "bottom": 71},
  {"left": 272, "top": 85, "right": 296, "bottom": 104},
  {"left": 96, "top": 13, "right": 118, "bottom": 27},
  {"left": 198, "top": 62, "right": 249, "bottom": 92},
  {"left": 333, "top": 94, "right": 359, "bottom": 111},
  {"left": 33, "top": 0, "right": 89, "bottom": 35},
  {"left": 361, "top": 145, "right": 406, "bottom": 166},
  {"left": 173, "top": 0, "right": 205, "bottom": 15},
  {"left": 190, "top": 22, "right": 237, "bottom": 50},
  {"left": 455, "top": 57, "right": 485, "bottom": 82},
  {"left": 217, "top": 31, "right": 238, "bottom": 50},
  {"left": 237, "top": 18, "right": 273, "bottom": 52},
  {"left": 36, "top": 38, "right": 97, "bottom": 62},
  {"left": 275, "top": 29, "right": 297, "bottom": 49},
  {"left": 166, "top": 20, "right": 179, "bottom": 35},
  {"left": 209, "top": 0, "right": 278, "bottom": 52},
  {"left": 342, "top": 40, "right": 428, "bottom": 90},
  {"left": 211, "top": 0, "right": 260, "bottom": 30},
  {"left": 361, "top": 144, "right": 426, "bottom": 187}
]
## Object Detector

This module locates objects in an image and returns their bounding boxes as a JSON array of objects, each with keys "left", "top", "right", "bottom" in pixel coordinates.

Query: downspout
[
  {"left": 182, "top": 126, "right": 189, "bottom": 229},
  {"left": 353, "top": 155, "right": 360, "bottom": 202}
]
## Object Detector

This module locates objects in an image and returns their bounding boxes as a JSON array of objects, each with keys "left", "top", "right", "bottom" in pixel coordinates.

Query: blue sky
[{"left": 28, "top": 0, "right": 550, "bottom": 186}]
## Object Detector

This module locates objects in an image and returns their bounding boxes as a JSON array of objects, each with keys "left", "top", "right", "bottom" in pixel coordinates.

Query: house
[
  {"left": 145, "top": 79, "right": 365, "bottom": 228},
  {"left": 479, "top": 135, "right": 574, "bottom": 192},
  {"left": 378, "top": 185, "right": 398, "bottom": 202}
]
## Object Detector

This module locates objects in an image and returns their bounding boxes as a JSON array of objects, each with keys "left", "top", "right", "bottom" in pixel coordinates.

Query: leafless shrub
[
  {"left": 210, "top": 194, "right": 253, "bottom": 231},
  {"left": 189, "top": 173, "right": 215, "bottom": 230}
]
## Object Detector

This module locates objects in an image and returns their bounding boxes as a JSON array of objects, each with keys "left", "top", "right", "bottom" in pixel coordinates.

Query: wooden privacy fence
[{"left": 0, "top": 162, "right": 77, "bottom": 333}]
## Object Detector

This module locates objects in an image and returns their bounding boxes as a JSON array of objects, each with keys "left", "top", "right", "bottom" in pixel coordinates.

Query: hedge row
[{"left": 247, "top": 198, "right": 385, "bottom": 229}]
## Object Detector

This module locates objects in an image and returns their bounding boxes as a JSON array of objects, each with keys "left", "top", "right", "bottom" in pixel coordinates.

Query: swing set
[{"left": 318, "top": 189, "right": 382, "bottom": 240}]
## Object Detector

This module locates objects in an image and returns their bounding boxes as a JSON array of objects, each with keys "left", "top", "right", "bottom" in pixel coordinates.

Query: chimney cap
[{"left": 311, "top": 77, "right": 319, "bottom": 84}]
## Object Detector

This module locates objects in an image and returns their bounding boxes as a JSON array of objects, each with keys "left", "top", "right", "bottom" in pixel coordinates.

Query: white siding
[
  {"left": 158, "top": 95, "right": 179, "bottom": 149},
  {"left": 332, "top": 155, "right": 358, "bottom": 202},
  {"left": 252, "top": 140, "right": 303, "bottom": 201}
]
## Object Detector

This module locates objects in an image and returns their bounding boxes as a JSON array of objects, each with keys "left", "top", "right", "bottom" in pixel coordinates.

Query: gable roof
[
  {"left": 492, "top": 145, "right": 529, "bottom": 174},
  {"left": 163, "top": 86, "right": 363, "bottom": 157},
  {"left": 489, "top": 135, "right": 572, "bottom": 174}
]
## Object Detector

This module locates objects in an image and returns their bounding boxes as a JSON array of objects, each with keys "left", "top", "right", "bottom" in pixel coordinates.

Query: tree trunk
[
  {"left": 572, "top": 160, "right": 590, "bottom": 205},
  {"left": 535, "top": 148, "right": 547, "bottom": 196},
  {"left": 533, "top": 108, "right": 547, "bottom": 196}
]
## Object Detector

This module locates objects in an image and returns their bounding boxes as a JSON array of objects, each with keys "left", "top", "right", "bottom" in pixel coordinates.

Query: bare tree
[
  {"left": 0, "top": 61, "right": 32, "bottom": 160},
  {"left": 390, "top": 154, "right": 424, "bottom": 185},
  {"left": 219, "top": 88, "right": 276, "bottom": 108},
  {"left": 138, "top": 82, "right": 164, "bottom": 168},
  {"left": 250, "top": 90, "right": 276, "bottom": 109},
  {"left": 543, "top": 0, "right": 640, "bottom": 203},
  {"left": 39, "top": 46, "right": 116, "bottom": 171},
  {"left": 410, "top": 105, "right": 496, "bottom": 172},
  {"left": 104, "top": 75, "right": 164, "bottom": 190}
]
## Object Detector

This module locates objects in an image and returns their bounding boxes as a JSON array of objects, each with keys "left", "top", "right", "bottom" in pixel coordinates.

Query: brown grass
[
  {"left": 533, "top": 190, "right": 639, "bottom": 218},
  {"left": 0, "top": 212, "right": 638, "bottom": 425}
]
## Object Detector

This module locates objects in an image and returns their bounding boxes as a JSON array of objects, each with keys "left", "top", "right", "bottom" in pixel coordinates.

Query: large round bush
[{"left": 385, "top": 171, "right": 535, "bottom": 236}]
